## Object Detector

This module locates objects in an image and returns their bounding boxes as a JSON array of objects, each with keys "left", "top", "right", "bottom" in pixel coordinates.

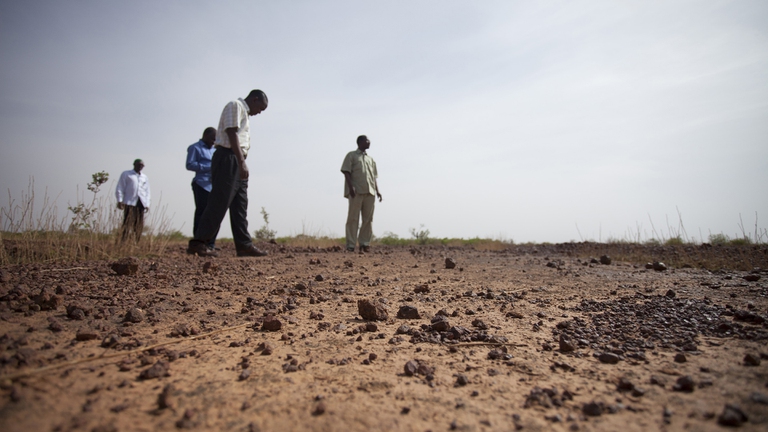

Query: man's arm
[
  {"left": 115, "top": 172, "right": 126, "bottom": 209},
  {"left": 374, "top": 179, "right": 382, "bottom": 202},
  {"left": 342, "top": 171, "right": 356, "bottom": 198},
  {"left": 187, "top": 144, "right": 211, "bottom": 173},
  {"left": 226, "top": 128, "right": 248, "bottom": 180}
]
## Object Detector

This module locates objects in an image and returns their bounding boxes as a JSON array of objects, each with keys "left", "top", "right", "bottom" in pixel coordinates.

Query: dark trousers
[
  {"left": 189, "top": 147, "right": 253, "bottom": 250},
  {"left": 121, "top": 200, "right": 145, "bottom": 242},
  {"left": 192, "top": 182, "right": 218, "bottom": 248}
]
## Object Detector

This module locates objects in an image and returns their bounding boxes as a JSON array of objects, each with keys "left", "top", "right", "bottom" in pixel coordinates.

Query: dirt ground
[{"left": 0, "top": 243, "right": 766, "bottom": 431}]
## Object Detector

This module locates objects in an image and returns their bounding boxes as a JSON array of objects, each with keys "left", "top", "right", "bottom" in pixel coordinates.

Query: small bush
[
  {"left": 410, "top": 224, "right": 430, "bottom": 245},
  {"left": 254, "top": 207, "right": 277, "bottom": 241}
]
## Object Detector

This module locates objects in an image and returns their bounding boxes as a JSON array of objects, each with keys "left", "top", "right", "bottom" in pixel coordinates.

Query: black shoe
[
  {"left": 187, "top": 243, "right": 219, "bottom": 257},
  {"left": 360, "top": 245, "right": 371, "bottom": 253},
  {"left": 236, "top": 245, "right": 268, "bottom": 257},
  {"left": 346, "top": 247, "right": 355, "bottom": 252}
]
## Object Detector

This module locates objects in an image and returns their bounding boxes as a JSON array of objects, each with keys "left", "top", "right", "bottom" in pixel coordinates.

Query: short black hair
[
  {"left": 356, "top": 135, "right": 368, "bottom": 145},
  {"left": 202, "top": 127, "right": 216, "bottom": 138},
  {"left": 247, "top": 89, "right": 268, "bottom": 105}
]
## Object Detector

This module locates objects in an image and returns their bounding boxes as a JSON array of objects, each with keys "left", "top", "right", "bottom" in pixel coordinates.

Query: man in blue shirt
[{"left": 186, "top": 127, "right": 218, "bottom": 249}]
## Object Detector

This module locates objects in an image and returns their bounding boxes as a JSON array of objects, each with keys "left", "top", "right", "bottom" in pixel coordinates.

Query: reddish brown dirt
[{"left": 0, "top": 244, "right": 766, "bottom": 431}]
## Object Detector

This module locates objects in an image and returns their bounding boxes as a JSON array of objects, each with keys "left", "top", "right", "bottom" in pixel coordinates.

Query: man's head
[
  {"left": 201, "top": 127, "right": 216, "bottom": 147},
  {"left": 133, "top": 159, "right": 145, "bottom": 173},
  {"left": 357, "top": 135, "right": 370, "bottom": 151},
  {"left": 244, "top": 89, "right": 268, "bottom": 116}
]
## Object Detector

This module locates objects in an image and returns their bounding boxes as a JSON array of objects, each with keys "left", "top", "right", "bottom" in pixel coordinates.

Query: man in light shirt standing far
[
  {"left": 115, "top": 159, "right": 150, "bottom": 242},
  {"left": 187, "top": 89, "right": 269, "bottom": 258},
  {"left": 341, "top": 135, "right": 382, "bottom": 253}
]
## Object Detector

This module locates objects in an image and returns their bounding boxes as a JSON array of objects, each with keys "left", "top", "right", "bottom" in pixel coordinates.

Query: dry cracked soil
[{"left": 0, "top": 243, "right": 767, "bottom": 431}]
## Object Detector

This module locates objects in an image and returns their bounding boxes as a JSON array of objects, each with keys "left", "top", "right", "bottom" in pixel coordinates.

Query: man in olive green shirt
[{"left": 341, "top": 135, "right": 383, "bottom": 253}]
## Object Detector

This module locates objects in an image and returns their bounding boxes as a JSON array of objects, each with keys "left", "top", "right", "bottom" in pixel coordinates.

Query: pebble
[
  {"left": 397, "top": 305, "right": 420, "bottom": 320},
  {"left": 744, "top": 353, "right": 761, "bottom": 366},
  {"left": 598, "top": 352, "right": 620, "bottom": 364},
  {"left": 718, "top": 404, "right": 748, "bottom": 427},
  {"left": 357, "top": 299, "right": 389, "bottom": 321}
]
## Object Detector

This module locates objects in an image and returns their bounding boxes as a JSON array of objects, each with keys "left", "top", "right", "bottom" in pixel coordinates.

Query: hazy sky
[{"left": 1, "top": 1, "right": 767, "bottom": 243}]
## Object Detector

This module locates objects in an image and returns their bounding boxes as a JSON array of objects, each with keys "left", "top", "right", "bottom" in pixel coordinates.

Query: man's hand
[
  {"left": 349, "top": 187, "right": 356, "bottom": 199},
  {"left": 144, "top": 208, "right": 149, "bottom": 213},
  {"left": 117, "top": 202, "right": 125, "bottom": 210},
  {"left": 239, "top": 161, "right": 249, "bottom": 180},
  {"left": 377, "top": 192, "right": 383, "bottom": 202}
]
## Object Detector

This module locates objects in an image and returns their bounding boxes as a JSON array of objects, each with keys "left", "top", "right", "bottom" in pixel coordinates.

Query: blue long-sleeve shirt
[{"left": 186, "top": 140, "right": 215, "bottom": 192}]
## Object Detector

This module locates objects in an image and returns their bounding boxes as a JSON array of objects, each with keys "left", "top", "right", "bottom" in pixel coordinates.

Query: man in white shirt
[
  {"left": 115, "top": 159, "right": 151, "bottom": 242},
  {"left": 187, "top": 89, "right": 269, "bottom": 257}
]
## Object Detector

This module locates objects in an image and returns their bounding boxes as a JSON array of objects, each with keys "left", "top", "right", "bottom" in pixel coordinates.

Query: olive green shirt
[{"left": 341, "top": 149, "right": 378, "bottom": 198}]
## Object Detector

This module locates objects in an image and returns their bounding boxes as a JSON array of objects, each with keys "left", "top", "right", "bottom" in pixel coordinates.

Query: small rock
[
  {"left": 674, "top": 353, "right": 687, "bottom": 363},
  {"left": 672, "top": 375, "right": 695, "bottom": 392},
  {"left": 744, "top": 353, "right": 761, "bottom": 366},
  {"left": 743, "top": 274, "right": 761, "bottom": 282},
  {"left": 665, "top": 289, "right": 676, "bottom": 298},
  {"left": 158, "top": 384, "right": 176, "bottom": 409},
  {"left": 262, "top": 315, "right": 282, "bottom": 331},
  {"left": 583, "top": 401, "right": 603, "bottom": 416},
  {"left": 397, "top": 305, "right": 420, "bottom": 320},
  {"left": 456, "top": 374, "right": 469, "bottom": 386},
  {"left": 123, "top": 307, "right": 145, "bottom": 323},
  {"left": 750, "top": 392, "right": 768, "bottom": 405},
  {"left": 357, "top": 299, "right": 389, "bottom": 321},
  {"left": 110, "top": 257, "right": 140, "bottom": 276},
  {"left": 559, "top": 334, "right": 576, "bottom": 353},
  {"left": 718, "top": 404, "right": 748, "bottom": 427},
  {"left": 617, "top": 378, "right": 634, "bottom": 391},
  {"left": 599, "top": 255, "right": 611, "bottom": 265},
  {"left": 404, "top": 360, "right": 419, "bottom": 376},
  {"left": 76, "top": 331, "right": 99, "bottom": 341},
  {"left": 445, "top": 258, "right": 457, "bottom": 269},
  {"left": 653, "top": 262, "right": 667, "bottom": 271},
  {"left": 598, "top": 352, "right": 620, "bottom": 364},
  {"left": 139, "top": 360, "right": 170, "bottom": 380},
  {"left": 202, "top": 261, "right": 218, "bottom": 273},
  {"left": 315, "top": 274, "right": 325, "bottom": 282},
  {"left": 312, "top": 402, "right": 326, "bottom": 416}
]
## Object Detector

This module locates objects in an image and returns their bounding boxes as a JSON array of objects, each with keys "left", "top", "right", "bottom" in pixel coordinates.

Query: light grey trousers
[{"left": 346, "top": 193, "right": 375, "bottom": 249}]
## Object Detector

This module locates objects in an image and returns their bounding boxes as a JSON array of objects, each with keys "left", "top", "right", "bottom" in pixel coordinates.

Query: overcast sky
[{"left": 1, "top": 0, "right": 766, "bottom": 243}]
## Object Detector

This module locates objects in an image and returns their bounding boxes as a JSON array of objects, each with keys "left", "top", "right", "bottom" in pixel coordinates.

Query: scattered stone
[
  {"left": 397, "top": 305, "right": 420, "bottom": 320},
  {"left": 665, "top": 289, "right": 676, "bottom": 298},
  {"left": 674, "top": 353, "right": 687, "bottom": 363},
  {"left": 110, "top": 257, "right": 140, "bottom": 276},
  {"left": 395, "top": 325, "right": 411, "bottom": 335},
  {"left": 653, "top": 262, "right": 667, "bottom": 271},
  {"left": 312, "top": 402, "right": 326, "bottom": 416},
  {"left": 258, "top": 342, "right": 275, "bottom": 355},
  {"left": 445, "top": 258, "right": 457, "bottom": 269},
  {"left": 598, "top": 352, "right": 620, "bottom": 364},
  {"left": 158, "top": 384, "right": 176, "bottom": 409},
  {"left": 456, "top": 374, "right": 469, "bottom": 386},
  {"left": 262, "top": 315, "right": 283, "bottom": 331},
  {"left": 315, "top": 274, "right": 325, "bottom": 282},
  {"left": 631, "top": 387, "right": 646, "bottom": 397},
  {"left": 123, "top": 307, "right": 145, "bottom": 323},
  {"left": 672, "top": 375, "right": 695, "bottom": 392},
  {"left": 583, "top": 401, "right": 604, "bottom": 416},
  {"left": 599, "top": 255, "right": 611, "bottom": 265},
  {"left": 431, "top": 315, "right": 450, "bottom": 332},
  {"left": 403, "top": 359, "right": 433, "bottom": 377},
  {"left": 239, "top": 369, "right": 251, "bottom": 381},
  {"left": 202, "top": 261, "right": 218, "bottom": 273},
  {"left": 718, "top": 404, "right": 748, "bottom": 427},
  {"left": 750, "top": 392, "right": 768, "bottom": 405},
  {"left": 358, "top": 299, "right": 389, "bottom": 321},
  {"left": 743, "top": 274, "right": 761, "bottom": 282},
  {"left": 75, "top": 331, "right": 99, "bottom": 341},
  {"left": 617, "top": 378, "right": 634, "bottom": 391},
  {"left": 33, "top": 288, "right": 62, "bottom": 311},
  {"left": 744, "top": 353, "right": 761, "bottom": 366},
  {"left": 559, "top": 334, "right": 576, "bottom": 353},
  {"left": 139, "top": 360, "right": 170, "bottom": 380},
  {"left": 176, "top": 409, "right": 196, "bottom": 429}
]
